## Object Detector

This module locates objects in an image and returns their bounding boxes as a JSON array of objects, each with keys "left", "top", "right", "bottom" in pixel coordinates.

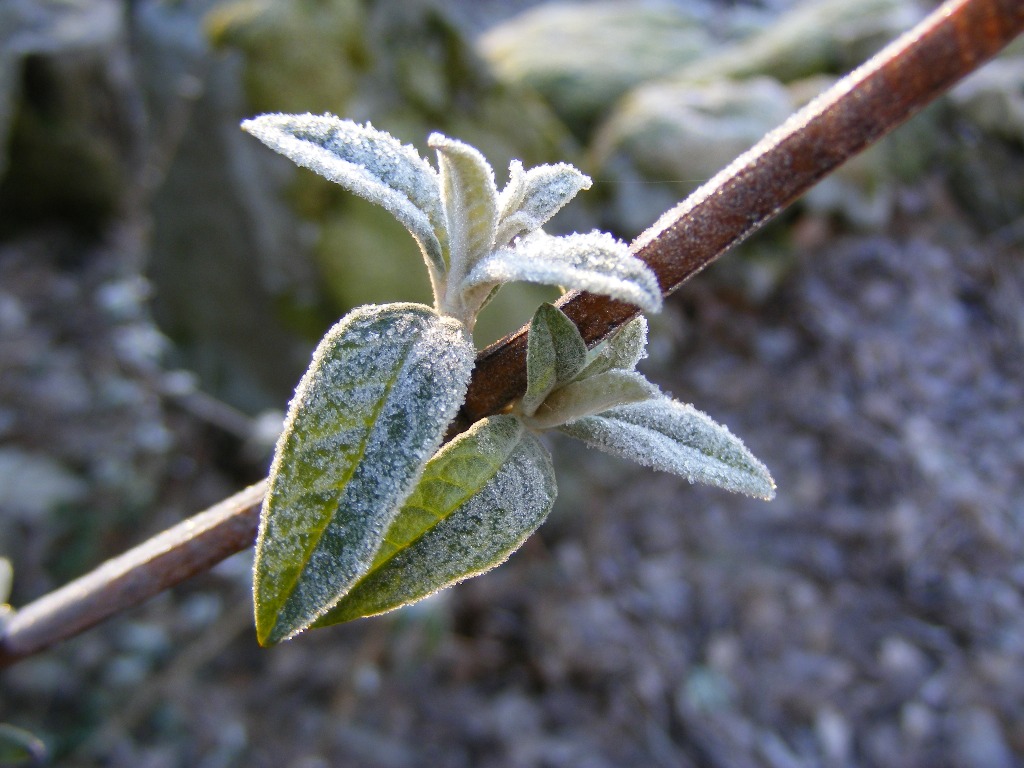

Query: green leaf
[
  {"left": 558, "top": 397, "right": 776, "bottom": 499},
  {"left": 241, "top": 114, "right": 449, "bottom": 291},
  {"left": 429, "top": 134, "right": 498, "bottom": 287},
  {"left": 0, "top": 724, "right": 46, "bottom": 766},
  {"left": 314, "top": 415, "right": 556, "bottom": 625},
  {"left": 461, "top": 230, "right": 663, "bottom": 314},
  {"left": 525, "top": 370, "right": 657, "bottom": 429},
  {"left": 574, "top": 315, "right": 648, "bottom": 381},
  {"left": 522, "top": 303, "right": 588, "bottom": 417},
  {"left": 254, "top": 303, "right": 475, "bottom": 645},
  {"left": 495, "top": 159, "right": 592, "bottom": 246}
]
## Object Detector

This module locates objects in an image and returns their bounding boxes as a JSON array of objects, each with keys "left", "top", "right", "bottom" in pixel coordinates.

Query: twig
[
  {"left": 1, "top": 0, "right": 1021, "bottom": 669},
  {"left": 0, "top": 482, "right": 265, "bottom": 668}
]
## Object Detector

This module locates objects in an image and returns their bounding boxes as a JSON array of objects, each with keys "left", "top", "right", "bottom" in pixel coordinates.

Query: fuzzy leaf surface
[
  {"left": 462, "top": 231, "right": 663, "bottom": 313},
  {"left": 429, "top": 134, "right": 498, "bottom": 286},
  {"left": 526, "top": 370, "right": 657, "bottom": 429},
  {"left": 574, "top": 315, "right": 648, "bottom": 381},
  {"left": 315, "top": 415, "right": 556, "bottom": 624},
  {"left": 558, "top": 398, "right": 776, "bottom": 499},
  {"left": 242, "top": 114, "right": 448, "bottom": 281},
  {"left": 522, "top": 303, "right": 588, "bottom": 417},
  {"left": 254, "top": 303, "right": 475, "bottom": 644},
  {"left": 495, "top": 160, "right": 592, "bottom": 246}
]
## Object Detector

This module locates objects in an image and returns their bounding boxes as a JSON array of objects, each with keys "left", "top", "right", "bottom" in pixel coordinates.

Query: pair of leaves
[
  {"left": 241, "top": 113, "right": 661, "bottom": 328},
  {"left": 254, "top": 303, "right": 559, "bottom": 643},
  {"left": 314, "top": 415, "right": 555, "bottom": 626},
  {"left": 254, "top": 303, "right": 475, "bottom": 644},
  {"left": 520, "top": 304, "right": 776, "bottom": 500}
]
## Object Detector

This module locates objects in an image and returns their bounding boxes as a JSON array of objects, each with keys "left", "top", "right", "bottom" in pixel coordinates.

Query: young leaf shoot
[{"left": 242, "top": 116, "right": 773, "bottom": 643}]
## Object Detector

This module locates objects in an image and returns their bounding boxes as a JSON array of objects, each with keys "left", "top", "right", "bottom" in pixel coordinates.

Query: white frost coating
[
  {"left": 428, "top": 134, "right": 499, "bottom": 323},
  {"left": 522, "top": 303, "right": 588, "bottom": 417},
  {"left": 242, "top": 116, "right": 637, "bottom": 329},
  {"left": 429, "top": 134, "right": 498, "bottom": 272},
  {"left": 316, "top": 428, "right": 557, "bottom": 624},
  {"left": 495, "top": 160, "right": 592, "bottom": 247},
  {"left": 461, "top": 230, "right": 663, "bottom": 314},
  {"left": 241, "top": 114, "right": 448, "bottom": 288},
  {"left": 254, "top": 303, "right": 475, "bottom": 644},
  {"left": 558, "top": 398, "right": 776, "bottom": 500},
  {"left": 525, "top": 370, "right": 658, "bottom": 430},
  {"left": 575, "top": 315, "right": 648, "bottom": 381}
]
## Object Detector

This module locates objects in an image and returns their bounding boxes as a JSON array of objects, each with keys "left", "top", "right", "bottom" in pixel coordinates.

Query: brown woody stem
[
  {"left": 464, "top": 0, "right": 1024, "bottom": 421},
  {"left": 1, "top": 0, "right": 1021, "bottom": 669}
]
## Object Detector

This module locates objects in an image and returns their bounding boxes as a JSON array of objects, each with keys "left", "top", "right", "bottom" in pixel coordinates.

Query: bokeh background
[{"left": 1, "top": 0, "right": 1023, "bottom": 765}]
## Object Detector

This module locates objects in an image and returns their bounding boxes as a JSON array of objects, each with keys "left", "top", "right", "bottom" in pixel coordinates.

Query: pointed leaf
[
  {"left": 461, "top": 231, "right": 663, "bottom": 314},
  {"left": 558, "top": 398, "right": 776, "bottom": 499},
  {"left": 574, "top": 315, "right": 649, "bottom": 381},
  {"left": 314, "top": 415, "right": 556, "bottom": 624},
  {"left": 522, "top": 303, "right": 588, "bottom": 417},
  {"left": 429, "top": 134, "right": 498, "bottom": 283},
  {"left": 254, "top": 303, "right": 475, "bottom": 645},
  {"left": 526, "top": 370, "right": 657, "bottom": 430},
  {"left": 242, "top": 114, "right": 449, "bottom": 283},
  {"left": 495, "top": 160, "right": 592, "bottom": 246}
]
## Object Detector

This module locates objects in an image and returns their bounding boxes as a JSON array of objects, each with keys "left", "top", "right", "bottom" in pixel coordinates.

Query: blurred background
[{"left": 1, "top": 0, "right": 1023, "bottom": 765}]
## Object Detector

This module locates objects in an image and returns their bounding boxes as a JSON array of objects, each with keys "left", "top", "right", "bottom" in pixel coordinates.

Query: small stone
[
  {"left": 901, "top": 702, "right": 935, "bottom": 741},
  {"left": 815, "top": 707, "right": 852, "bottom": 764},
  {"left": 878, "top": 636, "right": 929, "bottom": 679},
  {"left": 952, "top": 707, "right": 1014, "bottom": 768}
]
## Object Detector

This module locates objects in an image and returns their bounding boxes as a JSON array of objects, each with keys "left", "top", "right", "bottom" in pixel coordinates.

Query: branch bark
[
  {"left": 463, "top": 0, "right": 1024, "bottom": 421},
  {"left": 2, "top": 0, "right": 1022, "bottom": 669}
]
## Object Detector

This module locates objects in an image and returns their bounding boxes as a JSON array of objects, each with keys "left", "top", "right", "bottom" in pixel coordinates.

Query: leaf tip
[{"left": 754, "top": 473, "right": 777, "bottom": 502}]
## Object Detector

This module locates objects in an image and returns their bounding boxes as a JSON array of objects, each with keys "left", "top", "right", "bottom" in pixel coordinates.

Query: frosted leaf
[
  {"left": 522, "top": 303, "right": 588, "bottom": 417},
  {"left": 461, "top": 231, "right": 662, "bottom": 315},
  {"left": 558, "top": 397, "right": 776, "bottom": 499},
  {"left": 428, "top": 134, "right": 498, "bottom": 296},
  {"left": 495, "top": 160, "right": 592, "bottom": 246},
  {"left": 253, "top": 303, "right": 475, "bottom": 645},
  {"left": 314, "top": 415, "right": 556, "bottom": 624},
  {"left": 241, "top": 114, "right": 449, "bottom": 288},
  {"left": 525, "top": 370, "right": 657, "bottom": 430},
  {"left": 574, "top": 315, "right": 648, "bottom": 381}
]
